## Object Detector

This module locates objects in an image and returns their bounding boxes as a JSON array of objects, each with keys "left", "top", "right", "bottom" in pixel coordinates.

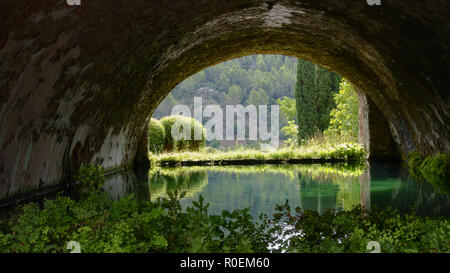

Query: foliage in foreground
[
  {"left": 0, "top": 191, "right": 267, "bottom": 253},
  {"left": 276, "top": 96, "right": 298, "bottom": 146},
  {"left": 324, "top": 79, "right": 359, "bottom": 142},
  {"left": 0, "top": 190, "right": 448, "bottom": 253},
  {"left": 271, "top": 201, "right": 449, "bottom": 253},
  {"left": 408, "top": 151, "right": 449, "bottom": 194}
]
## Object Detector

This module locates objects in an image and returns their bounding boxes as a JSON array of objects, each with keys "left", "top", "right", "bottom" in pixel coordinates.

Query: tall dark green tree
[{"left": 294, "top": 60, "right": 341, "bottom": 142}]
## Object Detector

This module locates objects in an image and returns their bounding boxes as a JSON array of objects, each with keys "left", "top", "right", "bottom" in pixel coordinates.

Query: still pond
[{"left": 103, "top": 162, "right": 450, "bottom": 218}]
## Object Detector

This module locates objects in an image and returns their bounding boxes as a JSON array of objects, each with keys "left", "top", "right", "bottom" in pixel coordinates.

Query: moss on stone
[{"left": 408, "top": 151, "right": 450, "bottom": 194}]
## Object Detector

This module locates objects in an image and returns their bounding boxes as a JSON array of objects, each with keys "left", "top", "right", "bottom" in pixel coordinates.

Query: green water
[{"left": 103, "top": 162, "right": 450, "bottom": 218}]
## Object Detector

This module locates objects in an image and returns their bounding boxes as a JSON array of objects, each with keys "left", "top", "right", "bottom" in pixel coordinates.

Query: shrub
[
  {"left": 323, "top": 79, "right": 359, "bottom": 142},
  {"left": 148, "top": 118, "right": 165, "bottom": 154},
  {"left": 160, "top": 116, "right": 206, "bottom": 152}
]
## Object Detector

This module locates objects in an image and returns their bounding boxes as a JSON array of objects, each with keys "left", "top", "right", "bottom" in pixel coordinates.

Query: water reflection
[
  {"left": 103, "top": 163, "right": 450, "bottom": 218},
  {"left": 103, "top": 171, "right": 138, "bottom": 201},
  {"left": 149, "top": 169, "right": 208, "bottom": 200}
]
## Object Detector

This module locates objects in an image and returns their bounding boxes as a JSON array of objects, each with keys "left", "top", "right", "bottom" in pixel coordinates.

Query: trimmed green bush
[
  {"left": 148, "top": 118, "right": 165, "bottom": 154},
  {"left": 160, "top": 116, "right": 206, "bottom": 152}
]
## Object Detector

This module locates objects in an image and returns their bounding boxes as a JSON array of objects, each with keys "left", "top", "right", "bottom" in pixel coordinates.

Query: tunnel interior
[{"left": 0, "top": 0, "right": 448, "bottom": 199}]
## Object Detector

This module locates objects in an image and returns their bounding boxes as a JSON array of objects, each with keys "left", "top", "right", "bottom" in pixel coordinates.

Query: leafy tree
[
  {"left": 277, "top": 97, "right": 298, "bottom": 145},
  {"left": 226, "top": 85, "right": 244, "bottom": 104},
  {"left": 256, "top": 55, "right": 268, "bottom": 71},
  {"left": 281, "top": 120, "right": 299, "bottom": 146},
  {"left": 276, "top": 96, "right": 297, "bottom": 123},
  {"left": 217, "top": 73, "right": 230, "bottom": 92},
  {"left": 324, "top": 79, "right": 359, "bottom": 141},
  {"left": 159, "top": 54, "right": 298, "bottom": 111},
  {"left": 152, "top": 55, "right": 302, "bottom": 146},
  {"left": 246, "top": 88, "right": 269, "bottom": 106}
]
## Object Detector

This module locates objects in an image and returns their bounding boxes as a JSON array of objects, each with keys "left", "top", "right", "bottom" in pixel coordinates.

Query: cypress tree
[{"left": 294, "top": 60, "right": 341, "bottom": 142}]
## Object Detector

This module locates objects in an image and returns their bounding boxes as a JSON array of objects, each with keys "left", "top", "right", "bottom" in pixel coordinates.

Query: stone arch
[{"left": 1, "top": 0, "right": 448, "bottom": 199}]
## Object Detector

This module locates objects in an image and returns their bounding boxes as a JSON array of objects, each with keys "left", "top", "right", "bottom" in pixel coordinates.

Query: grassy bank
[
  {"left": 150, "top": 163, "right": 367, "bottom": 182},
  {"left": 149, "top": 143, "right": 366, "bottom": 167}
]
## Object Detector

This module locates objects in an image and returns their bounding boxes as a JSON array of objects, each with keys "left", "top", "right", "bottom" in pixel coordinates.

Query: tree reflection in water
[{"left": 103, "top": 163, "right": 450, "bottom": 218}]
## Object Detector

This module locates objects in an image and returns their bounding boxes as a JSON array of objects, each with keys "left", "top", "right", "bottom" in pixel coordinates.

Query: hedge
[
  {"left": 148, "top": 118, "right": 166, "bottom": 154},
  {"left": 160, "top": 115, "right": 206, "bottom": 152}
]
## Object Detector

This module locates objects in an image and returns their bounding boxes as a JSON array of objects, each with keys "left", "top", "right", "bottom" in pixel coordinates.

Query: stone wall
[{"left": 357, "top": 91, "right": 403, "bottom": 159}]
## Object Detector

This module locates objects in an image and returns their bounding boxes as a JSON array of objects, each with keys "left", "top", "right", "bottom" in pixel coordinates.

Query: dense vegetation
[
  {"left": 149, "top": 143, "right": 366, "bottom": 166},
  {"left": 154, "top": 55, "right": 298, "bottom": 119},
  {"left": 276, "top": 96, "right": 299, "bottom": 146},
  {"left": 153, "top": 55, "right": 360, "bottom": 148},
  {"left": 276, "top": 78, "right": 359, "bottom": 147},
  {"left": 154, "top": 55, "right": 299, "bottom": 146},
  {"left": 270, "top": 201, "right": 449, "bottom": 253},
  {"left": 324, "top": 79, "right": 359, "bottom": 142}
]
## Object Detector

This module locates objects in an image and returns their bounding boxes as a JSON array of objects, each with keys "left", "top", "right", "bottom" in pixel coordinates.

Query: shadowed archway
[{"left": 1, "top": 0, "right": 448, "bottom": 199}]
